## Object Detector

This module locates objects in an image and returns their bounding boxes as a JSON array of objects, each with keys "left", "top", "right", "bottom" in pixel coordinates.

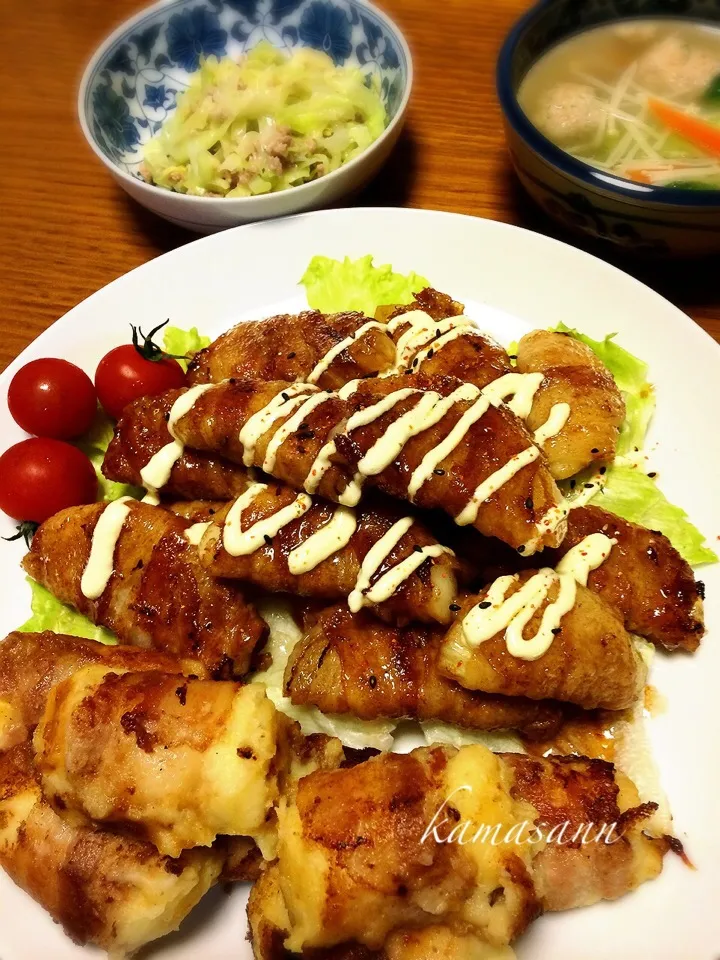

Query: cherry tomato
[
  {"left": 0, "top": 439, "right": 97, "bottom": 523},
  {"left": 8, "top": 358, "right": 97, "bottom": 439},
  {"left": 95, "top": 324, "right": 186, "bottom": 420}
]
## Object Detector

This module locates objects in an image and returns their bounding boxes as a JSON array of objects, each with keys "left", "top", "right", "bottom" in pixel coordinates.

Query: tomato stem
[
  {"left": 131, "top": 319, "right": 187, "bottom": 363},
  {"left": 3, "top": 520, "right": 39, "bottom": 547}
]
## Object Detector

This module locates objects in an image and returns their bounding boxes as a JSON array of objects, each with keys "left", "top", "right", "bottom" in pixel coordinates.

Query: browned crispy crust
[
  {"left": 517, "top": 330, "right": 626, "bottom": 480},
  {"left": 103, "top": 389, "right": 254, "bottom": 501},
  {"left": 0, "top": 630, "right": 202, "bottom": 750},
  {"left": 504, "top": 752, "right": 663, "bottom": 911},
  {"left": 381, "top": 289, "right": 513, "bottom": 389},
  {"left": 22, "top": 501, "right": 267, "bottom": 677},
  {"left": 439, "top": 573, "right": 646, "bottom": 710},
  {"left": 548, "top": 505, "right": 705, "bottom": 652},
  {"left": 284, "top": 605, "right": 565, "bottom": 739},
  {"left": 0, "top": 741, "right": 222, "bottom": 953},
  {"left": 168, "top": 499, "right": 230, "bottom": 522},
  {"left": 187, "top": 311, "right": 396, "bottom": 389},
  {"left": 198, "top": 492, "right": 460, "bottom": 626}
]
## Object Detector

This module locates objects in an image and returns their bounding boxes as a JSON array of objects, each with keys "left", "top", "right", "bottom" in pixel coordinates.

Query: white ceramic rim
[{"left": 76, "top": 0, "right": 414, "bottom": 207}]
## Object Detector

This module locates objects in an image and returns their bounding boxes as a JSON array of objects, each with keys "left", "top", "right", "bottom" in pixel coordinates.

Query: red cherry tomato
[
  {"left": 8, "top": 358, "right": 97, "bottom": 439},
  {"left": 95, "top": 345, "right": 185, "bottom": 420},
  {"left": 0, "top": 439, "right": 97, "bottom": 523}
]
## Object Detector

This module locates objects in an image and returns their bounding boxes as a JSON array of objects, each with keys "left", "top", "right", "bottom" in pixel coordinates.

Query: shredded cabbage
[{"left": 143, "top": 44, "right": 387, "bottom": 197}]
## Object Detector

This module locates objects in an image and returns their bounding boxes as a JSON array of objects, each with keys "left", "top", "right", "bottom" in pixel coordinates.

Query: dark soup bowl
[{"left": 497, "top": 0, "right": 720, "bottom": 256}]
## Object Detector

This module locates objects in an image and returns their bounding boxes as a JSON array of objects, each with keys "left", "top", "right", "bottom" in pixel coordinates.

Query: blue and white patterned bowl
[
  {"left": 497, "top": 0, "right": 720, "bottom": 257},
  {"left": 79, "top": 0, "right": 412, "bottom": 232}
]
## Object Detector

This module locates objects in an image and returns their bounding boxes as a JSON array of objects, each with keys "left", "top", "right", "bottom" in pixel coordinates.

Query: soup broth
[{"left": 518, "top": 19, "right": 720, "bottom": 189}]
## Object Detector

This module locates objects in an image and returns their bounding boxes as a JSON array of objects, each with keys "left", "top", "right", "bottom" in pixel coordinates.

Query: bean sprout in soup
[{"left": 518, "top": 20, "right": 720, "bottom": 189}]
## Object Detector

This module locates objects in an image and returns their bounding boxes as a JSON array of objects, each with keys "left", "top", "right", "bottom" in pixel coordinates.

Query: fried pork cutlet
[
  {"left": 22, "top": 500, "right": 266, "bottom": 678},
  {"left": 284, "top": 604, "right": 564, "bottom": 740},
  {"left": 187, "top": 310, "right": 397, "bottom": 389}
]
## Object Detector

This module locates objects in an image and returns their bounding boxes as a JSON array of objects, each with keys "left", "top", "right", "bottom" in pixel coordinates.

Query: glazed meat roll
[
  {"left": 196, "top": 489, "right": 460, "bottom": 626},
  {"left": 164, "top": 375, "right": 566, "bottom": 554},
  {"left": 284, "top": 604, "right": 565, "bottom": 739},
  {"left": 187, "top": 309, "right": 397, "bottom": 388},
  {"left": 103, "top": 388, "right": 255, "bottom": 502},
  {"left": 439, "top": 569, "right": 646, "bottom": 711},
  {"left": 22, "top": 500, "right": 266, "bottom": 678}
]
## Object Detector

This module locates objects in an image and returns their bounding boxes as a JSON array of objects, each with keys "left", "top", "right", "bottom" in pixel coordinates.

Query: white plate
[{"left": 0, "top": 208, "right": 717, "bottom": 960}]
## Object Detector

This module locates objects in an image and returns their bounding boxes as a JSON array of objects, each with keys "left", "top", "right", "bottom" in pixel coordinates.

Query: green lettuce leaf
[
  {"left": 300, "top": 255, "right": 429, "bottom": 315},
  {"left": 597, "top": 466, "right": 717, "bottom": 565},
  {"left": 163, "top": 325, "right": 211, "bottom": 372},
  {"left": 555, "top": 322, "right": 655, "bottom": 454},
  {"left": 74, "top": 411, "right": 142, "bottom": 502},
  {"left": 19, "top": 578, "right": 116, "bottom": 644}
]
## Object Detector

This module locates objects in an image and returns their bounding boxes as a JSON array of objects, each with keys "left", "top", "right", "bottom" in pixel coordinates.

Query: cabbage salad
[{"left": 142, "top": 43, "right": 387, "bottom": 197}]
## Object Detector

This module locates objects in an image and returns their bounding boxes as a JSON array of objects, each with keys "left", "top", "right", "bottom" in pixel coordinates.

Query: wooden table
[{"left": 2, "top": 0, "right": 719, "bottom": 375}]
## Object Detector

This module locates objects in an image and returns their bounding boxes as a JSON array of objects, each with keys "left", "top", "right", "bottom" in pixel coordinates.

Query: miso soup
[{"left": 518, "top": 19, "right": 720, "bottom": 189}]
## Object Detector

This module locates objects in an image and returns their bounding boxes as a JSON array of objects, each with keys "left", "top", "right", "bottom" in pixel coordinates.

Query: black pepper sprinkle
[
  {"left": 517, "top": 545, "right": 526, "bottom": 554},
  {"left": 525, "top": 497, "right": 534, "bottom": 511},
  {"left": 570, "top": 479, "right": 576, "bottom": 489},
  {"left": 591, "top": 448, "right": 599, "bottom": 454},
  {"left": 647, "top": 546, "right": 658, "bottom": 564},
  {"left": 412, "top": 358, "right": 419, "bottom": 367},
  {"left": 433, "top": 468, "right": 446, "bottom": 476},
  {"left": 697, "top": 581, "right": 706, "bottom": 600},
  {"left": 427, "top": 348, "right": 434, "bottom": 359},
  {"left": 263, "top": 535, "right": 272, "bottom": 546},
  {"left": 648, "top": 472, "right": 657, "bottom": 479},
  {"left": 599, "top": 466, "right": 607, "bottom": 475},
  {"left": 413, "top": 544, "right": 424, "bottom": 553},
  {"left": 163, "top": 412, "right": 170, "bottom": 422},
  {"left": 509, "top": 355, "right": 517, "bottom": 360},
  {"left": 449, "top": 602, "right": 461, "bottom": 611},
  {"left": 478, "top": 601, "right": 492, "bottom": 609},
  {"left": 281, "top": 392, "right": 289, "bottom": 401},
  {"left": 551, "top": 627, "right": 562, "bottom": 635},
  {"left": 584, "top": 482, "right": 595, "bottom": 489},
  {"left": 229, "top": 378, "right": 237, "bottom": 385},
  {"left": 368, "top": 675, "right": 377, "bottom": 689},
  {"left": 287, "top": 352, "right": 296, "bottom": 359}
]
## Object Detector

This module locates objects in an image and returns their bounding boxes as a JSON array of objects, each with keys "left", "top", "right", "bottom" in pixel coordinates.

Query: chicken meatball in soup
[{"left": 518, "top": 20, "right": 720, "bottom": 189}]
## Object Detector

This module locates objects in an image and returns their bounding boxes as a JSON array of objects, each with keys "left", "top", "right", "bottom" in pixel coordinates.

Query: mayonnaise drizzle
[
  {"left": 262, "top": 391, "right": 332, "bottom": 474},
  {"left": 357, "top": 390, "right": 443, "bottom": 477},
  {"left": 184, "top": 521, "right": 211, "bottom": 546},
  {"left": 533, "top": 402, "right": 571, "bottom": 446},
  {"left": 306, "top": 322, "right": 384, "bottom": 384},
  {"left": 461, "top": 533, "right": 615, "bottom": 661},
  {"left": 140, "top": 383, "right": 216, "bottom": 497},
  {"left": 223, "top": 483, "right": 312, "bottom": 557},
  {"left": 238, "top": 384, "right": 316, "bottom": 468},
  {"left": 482, "top": 372, "right": 545, "bottom": 419},
  {"left": 80, "top": 498, "right": 133, "bottom": 600},
  {"left": 556, "top": 532, "right": 617, "bottom": 585},
  {"left": 348, "top": 517, "right": 412, "bottom": 612},
  {"left": 287, "top": 505, "right": 357, "bottom": 575},
  {"left": 456, "top": 446, "right": 541, "bottom": 527}
]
